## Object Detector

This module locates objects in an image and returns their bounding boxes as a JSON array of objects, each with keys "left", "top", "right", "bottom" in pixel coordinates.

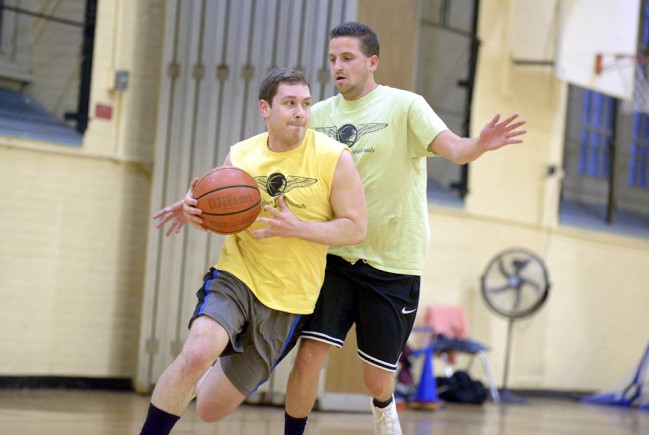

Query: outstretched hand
[
  {"left": 251, "top": 195, "right": 302, "bottom": 240},
  {"left": 478, "top": 113, "right": 527, "bottom": 152},
  {"left": 153, "top": 200, "right": 187, "bottom": 236},
  {"left": 153, "top": 178, "right": 207, "bottom": 236}
]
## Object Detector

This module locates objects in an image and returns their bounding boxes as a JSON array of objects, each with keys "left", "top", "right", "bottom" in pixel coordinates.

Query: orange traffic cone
[{"left": 410, "top": 346, "right": 444, "bottom": 411}]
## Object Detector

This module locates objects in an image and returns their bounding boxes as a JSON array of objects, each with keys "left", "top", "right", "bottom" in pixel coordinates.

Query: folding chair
[{"left": 421, "top": 304, "right": 501, "bottom": 403}]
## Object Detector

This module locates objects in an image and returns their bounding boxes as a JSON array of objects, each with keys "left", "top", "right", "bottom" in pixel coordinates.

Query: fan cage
[{"left": 480, "top": 248, "right": 550, "bottom": 319}]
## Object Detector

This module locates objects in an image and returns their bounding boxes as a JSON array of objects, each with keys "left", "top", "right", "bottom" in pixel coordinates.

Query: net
[
  {"left": 594, "top": 53, "right": 649, "bottom": 115},
  {"left": 624, "top": 60, "right": 649, "bottom": 114}
]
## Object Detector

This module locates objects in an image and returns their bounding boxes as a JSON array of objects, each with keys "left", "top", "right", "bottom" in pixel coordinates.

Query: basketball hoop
[{"left": 595, "top": 53, "right": 649, "bottom": 115}]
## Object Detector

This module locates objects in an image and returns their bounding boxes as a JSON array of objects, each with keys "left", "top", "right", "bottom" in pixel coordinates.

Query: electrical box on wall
[{"left": 114, "top": 70, "right": 129, "bottom": 91}]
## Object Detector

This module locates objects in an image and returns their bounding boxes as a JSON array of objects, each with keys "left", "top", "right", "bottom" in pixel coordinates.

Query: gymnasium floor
[{"left": 1, "top": 389, "right": 648, "bottom": 434}]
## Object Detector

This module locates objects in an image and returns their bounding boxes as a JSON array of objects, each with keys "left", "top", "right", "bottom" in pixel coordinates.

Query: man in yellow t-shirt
[
  {"left": 141, "top": 68, "right": 367, "bottom": 434},
  {"left": 284, "top": 22, "right": 527, "bottom": 435}
]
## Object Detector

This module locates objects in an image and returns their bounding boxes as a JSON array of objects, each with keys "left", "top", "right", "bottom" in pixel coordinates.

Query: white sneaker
[{"left": 371, "top": 397, "right": 403, "bottom": 435}]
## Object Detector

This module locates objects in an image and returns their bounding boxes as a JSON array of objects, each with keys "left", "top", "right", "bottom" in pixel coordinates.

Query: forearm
[
  {"left": 432, "top": 133, "right": 485, "bottom": 165},
  {"left": 430, "top": 113, "right": 527, "bottom": 164},
  {"left": 294, "top": 215, "right": 367, "bottom": 246}
]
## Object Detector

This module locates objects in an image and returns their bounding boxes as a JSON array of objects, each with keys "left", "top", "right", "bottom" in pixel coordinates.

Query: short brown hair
[
  {"left": 330, "top": 22, "right": 380, "bottom": 58},
  {"left": 258, "top": 68, "right": 310, "bottom": 105}
]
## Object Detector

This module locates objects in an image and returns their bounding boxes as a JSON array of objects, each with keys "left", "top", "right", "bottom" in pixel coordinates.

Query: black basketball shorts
[{"left": 300, "top": 254, "right": 420, "bottom": 372}]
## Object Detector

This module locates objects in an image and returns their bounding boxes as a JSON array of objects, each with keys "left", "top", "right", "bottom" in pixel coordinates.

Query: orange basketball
[{"left": 193, "top": 166, "right": 261, "bottom": 235}]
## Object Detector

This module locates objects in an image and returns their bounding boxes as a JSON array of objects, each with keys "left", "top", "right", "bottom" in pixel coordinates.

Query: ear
[
  {"left": 259, "top": 99, "right": 270, "bottom": 117},
  {"left": 369, "top": 55, "right": 379, "bottom": 72}
]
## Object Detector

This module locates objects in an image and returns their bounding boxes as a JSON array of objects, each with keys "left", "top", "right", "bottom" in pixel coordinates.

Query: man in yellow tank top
[
  {"left": 283, "top": 22, "right": 527, "bottom": 435},
  {"left": 140, "top": 69, "right": 367, "bottom": 434}
]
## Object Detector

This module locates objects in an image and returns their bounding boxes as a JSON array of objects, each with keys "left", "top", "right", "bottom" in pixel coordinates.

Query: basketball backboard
[
  {"left": 510, "top": 0, "right": 560, "bottom": 65},
  {"left": 554, "top": 0, "right": 641, "bottom": 100}
]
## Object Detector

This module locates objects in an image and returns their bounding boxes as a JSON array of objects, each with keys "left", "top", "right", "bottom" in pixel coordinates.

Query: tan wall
[
  {"left": 357, "top": 0, "right": 419, "bottom": 90},
  {"left": 85, "top": 0, "right": 164, "bottom": 164},
  {"left": 0, "top": 148, "right": 149, "bottom": 376},
  {"left": 0, "top": 0, "right": 165, "bottom": 377}
]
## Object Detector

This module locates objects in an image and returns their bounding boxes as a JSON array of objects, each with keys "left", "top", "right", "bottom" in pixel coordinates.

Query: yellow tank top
[{"left": 215, "top": 129, "right": 347, "bottom": 314}]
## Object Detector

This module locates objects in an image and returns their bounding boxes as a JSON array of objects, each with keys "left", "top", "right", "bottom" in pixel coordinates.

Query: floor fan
[{"left": 480, "top": 248, "right": 551, "bottom": 403}]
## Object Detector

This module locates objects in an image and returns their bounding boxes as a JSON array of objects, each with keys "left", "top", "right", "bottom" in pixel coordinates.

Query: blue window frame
[
  {"left": 579, "top": 90, "right": 615, "bottom": 179},
  {"left": 630, "top": 113, "right": 649, "bottom": 188},
  {"left": 643, "top": 1, "right": 649, "bottom": 47}
]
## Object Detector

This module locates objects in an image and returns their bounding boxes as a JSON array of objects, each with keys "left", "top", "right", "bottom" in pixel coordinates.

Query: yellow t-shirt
[
  {"left": 312, "top": 85, "right": 448, "bottom": 275},
  {"left": 215, "top": 129, "right": 347, "bottom": 314}
]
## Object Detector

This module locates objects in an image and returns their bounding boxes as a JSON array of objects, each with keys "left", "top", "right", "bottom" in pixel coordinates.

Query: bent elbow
[{"left": 353, "top": 223, "right": 368, "bottom": 244}]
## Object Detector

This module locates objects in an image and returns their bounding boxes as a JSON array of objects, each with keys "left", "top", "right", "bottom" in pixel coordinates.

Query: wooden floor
[{"left": 1, "top": 389, "right": 648, "bottom": 434}]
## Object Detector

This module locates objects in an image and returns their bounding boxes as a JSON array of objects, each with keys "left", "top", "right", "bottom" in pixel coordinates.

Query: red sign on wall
[{"left": 95, "top": 103, "right": 113, "bottom": 120}]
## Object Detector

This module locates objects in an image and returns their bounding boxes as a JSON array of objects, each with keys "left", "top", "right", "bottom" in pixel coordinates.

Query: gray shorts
[{"left": 190, "top": 268, "right": 303, "bottom": 396}]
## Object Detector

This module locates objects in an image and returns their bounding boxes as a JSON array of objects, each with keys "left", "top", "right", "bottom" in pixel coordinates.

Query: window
[
  {"left": 630, "top": 113, "right": 649, "bottom": 188},
  {"left": 415, "top": 0, "right": 479, "bottom": 205},
  {"left": 562, "top": 86, "right": 649, "bottom": 237},
  {"left": 578, "top": 91, "right": 615, "bottom": 180},
  {"left": 0, "top": 0, "right": 96, "bottom": 145}
]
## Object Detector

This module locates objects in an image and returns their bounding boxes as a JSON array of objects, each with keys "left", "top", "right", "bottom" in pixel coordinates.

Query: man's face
[
  {"left": 328, "top": 36, "right": 377, "bottom": 100},
  {"left": 261, "top": 83, "right": 311, "bottom": 148}
]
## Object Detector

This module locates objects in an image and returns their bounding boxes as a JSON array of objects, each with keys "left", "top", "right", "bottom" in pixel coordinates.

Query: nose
[{"left": 295, "top": 104, "right": 306, "bottom": 118}]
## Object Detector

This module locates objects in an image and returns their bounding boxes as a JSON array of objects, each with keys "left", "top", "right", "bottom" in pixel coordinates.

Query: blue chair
[{"left": 411, "top": 305, "right": 501, "bottom": 403}]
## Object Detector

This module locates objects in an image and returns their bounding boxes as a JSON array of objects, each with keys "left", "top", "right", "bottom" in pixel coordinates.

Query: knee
[
  {"left": 177, "top": 347, "right": 215, "bottom": 379},
  {"left": 195, "top": 385, "right": 243, "bottom": 422},
  {"left": 362, "top": 369, "right": 394, "bottom": 400},
  {"left": 196, "top": 399, "right": 220, "bottom": 422},
  {"left": 292, "top": 340, "right": 330, "bottom": 377}
]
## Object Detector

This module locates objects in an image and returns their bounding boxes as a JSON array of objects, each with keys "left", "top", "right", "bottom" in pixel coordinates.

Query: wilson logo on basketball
[{"left": 207, "top": 191, "right": 257, "bottom": 210}]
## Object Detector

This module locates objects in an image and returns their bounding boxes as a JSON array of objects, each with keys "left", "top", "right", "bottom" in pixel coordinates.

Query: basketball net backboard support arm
[{"left": 594, "top": 53, "right": 649, "bottom": 75}]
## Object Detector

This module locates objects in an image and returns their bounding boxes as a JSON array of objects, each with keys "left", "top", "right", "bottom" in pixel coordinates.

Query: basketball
[{"left": 192, "top": 166, "right": 261, "bottom": 235}]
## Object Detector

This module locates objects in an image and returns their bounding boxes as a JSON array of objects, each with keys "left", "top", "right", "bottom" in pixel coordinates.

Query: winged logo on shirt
[
  {"left": 254, "top": 173, "right": 317, "bottom": 197},
  {"left": 315, "top": 123, "right": 387, "bottom": 147}
]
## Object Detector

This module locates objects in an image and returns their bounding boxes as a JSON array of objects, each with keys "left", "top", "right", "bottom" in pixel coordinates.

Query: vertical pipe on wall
[{"left": 458, "top": 0, "right": 481, "bottom": 199}]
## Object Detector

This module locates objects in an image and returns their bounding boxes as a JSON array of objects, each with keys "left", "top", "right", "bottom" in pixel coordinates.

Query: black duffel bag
[{"left": 436, "top": 371, "right": 487, "bottom": 404}]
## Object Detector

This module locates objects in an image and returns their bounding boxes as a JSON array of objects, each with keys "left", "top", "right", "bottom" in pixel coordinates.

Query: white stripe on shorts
[
  {"left": 300, "top": 330, "right": 344, "bottom": 348},
  {"left": 358, "top": 348, "right": 399, "bottom": 372}
]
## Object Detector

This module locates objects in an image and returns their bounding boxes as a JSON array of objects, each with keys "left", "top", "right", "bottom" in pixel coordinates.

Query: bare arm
[
  {"left": 251, "top": 150, "right": 367, "bottom": 246},
  {"left": 430, "top": 113, "right": 527, "bottom": 165}
]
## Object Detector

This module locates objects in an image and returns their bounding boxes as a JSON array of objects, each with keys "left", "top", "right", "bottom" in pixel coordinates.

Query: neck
[
  {"left": 267, "top": 135, "right": 303, "bottom": 152},
  {"left": 343, "top": 81, "right": 379, "bottom": 101}
]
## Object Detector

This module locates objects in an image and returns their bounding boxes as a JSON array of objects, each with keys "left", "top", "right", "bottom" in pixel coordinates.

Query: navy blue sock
[
  {"left": 284, "top": 412, "right": 308, "bottom": 435},
  {"left": 373, "top": 396, "right": 393, "bottom": 409},
  {"left": 140, "top": 403, "right": 180, "bottom": 435}
]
